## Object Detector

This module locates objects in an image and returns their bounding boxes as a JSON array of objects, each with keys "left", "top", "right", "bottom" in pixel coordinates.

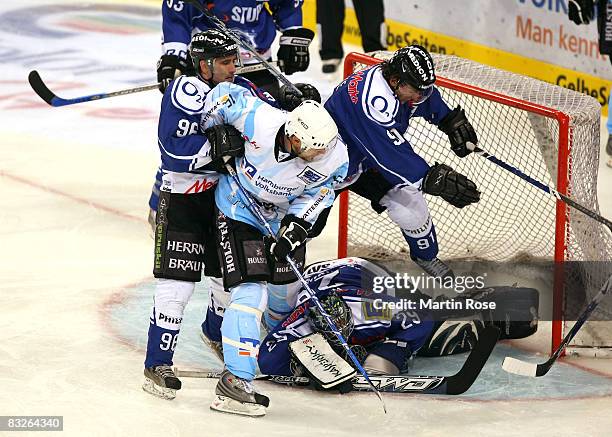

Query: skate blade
[
  {"left": 142, "top": 377, "right": 177, "bottom": 400},
  {"left": 210, "top": 395, "right": 266, "bottom": 417}
]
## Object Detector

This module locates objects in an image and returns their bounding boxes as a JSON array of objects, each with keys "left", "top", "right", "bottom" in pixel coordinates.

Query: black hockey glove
[
  {"left": 277, "top": 28, "right": 315, "bottom": 75},
  {"left": 568, "top": 0, "right": 594, "bottom": 25},
  {"left": 422, "top": 163, "right": 480, "bottom": 208},
  {"left": 269, "top": 215, "right": 310, "bottom": 262},
  {"left": 438, "top": 106, "right": 478, "bottom": 158},
  {"left": 156, "top": 54, "right": 193, "bottom": 93},
  {"left": 277, "top": 83, "right": 321, "bottom": 111},
  {"left": 204, "top": 124, "right": 245, "bottom": 173}
]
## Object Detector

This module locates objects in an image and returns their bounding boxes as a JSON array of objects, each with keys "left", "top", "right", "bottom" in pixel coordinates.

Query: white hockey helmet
[{"left": 285, "top": 100, "right": 339, "bottom": 153}]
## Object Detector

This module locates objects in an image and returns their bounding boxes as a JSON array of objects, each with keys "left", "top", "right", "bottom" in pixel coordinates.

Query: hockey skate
[
  {"left": 142, "top": 365, "right": 181, "bottom": 400},
  {"left": 321, "top": 58, "right": 342, "bottom": 74},
  {"left": 411, "top": 255, "right": 454, "bottom": 279},
  {"left": 199, "top": 331, "right": 224, "bottom": 363},
  {"left": 210, "top": 369, "right": 269, "bottom": 417}
]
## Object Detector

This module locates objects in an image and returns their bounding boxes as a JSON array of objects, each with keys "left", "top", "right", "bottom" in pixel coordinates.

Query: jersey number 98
[{"left": 176, "top": 119, "right": 199, "bottom": 137}]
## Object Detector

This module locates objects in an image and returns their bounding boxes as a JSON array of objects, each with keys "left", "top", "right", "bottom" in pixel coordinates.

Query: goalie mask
[
  {"left": 307, "top": 291, "right": 354, "bottom": 347},
  {"left": 190, "top": 30, "right": 240, "bottom": 77},
  {"left": 285, "top": 100, "right": 339, "bottom": 153},
  {"left": 384, "top": 45, "right": 435, "bottom": 104}
]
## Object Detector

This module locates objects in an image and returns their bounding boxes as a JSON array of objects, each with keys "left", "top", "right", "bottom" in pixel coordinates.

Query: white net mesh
[{"left": 342, "top": 52, "right": 612, "bottom": 349}]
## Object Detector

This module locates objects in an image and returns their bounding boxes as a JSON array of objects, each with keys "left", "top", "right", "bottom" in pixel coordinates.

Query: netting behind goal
[{"left": 337, "top": 52, "right": 612, "bottom": 353}]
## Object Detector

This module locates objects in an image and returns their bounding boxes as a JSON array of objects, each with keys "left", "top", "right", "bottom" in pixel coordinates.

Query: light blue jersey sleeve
[{"left": 202, "top": 82, "right": 268, "bottom": 136}]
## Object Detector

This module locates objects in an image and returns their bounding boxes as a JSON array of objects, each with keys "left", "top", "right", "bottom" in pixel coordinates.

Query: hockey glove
[
  {"left": 277, "top": 28, "right": 315, "bottom": 75},
  {"left": 156, "top": 54, "right": 193, "bottom": 93},
  {"left": 568, "top": 0, "right": 594, "bottom": 25},
  {"left": 438, "top": 106, "right": 478, "bottom": 158},
  {"left": 278, "top": 83, "right": 322, "bottom": 111},
  {"left": 204, "top": 124, "right": 245, "bottom": 173},
  {"left": 269, "top": 215, "right": 310, "bottom": 262},
  {"left": 422, "top": 163, "right": 480, "bottom": 208}
]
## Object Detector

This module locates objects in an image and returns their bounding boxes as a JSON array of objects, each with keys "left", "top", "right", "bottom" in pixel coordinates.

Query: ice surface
[{"left": 2, "top": 2, "right": 612, "bottom": 436}]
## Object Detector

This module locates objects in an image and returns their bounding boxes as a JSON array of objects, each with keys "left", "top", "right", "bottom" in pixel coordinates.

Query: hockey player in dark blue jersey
[
  {"left": 148, "top": 28, "right": 320, "bottom": 229},
  {"left": 319, "top": 46, "right": 481, "bottom": 279},
  {"left": 157, "top": 0, "right": 313, "bottom": 98},
  {"left": 202, "top": 257, "right": 538, "bottom": 392},
  {"left": 142, "top": 29, "right": 319, "bottom": 402}
]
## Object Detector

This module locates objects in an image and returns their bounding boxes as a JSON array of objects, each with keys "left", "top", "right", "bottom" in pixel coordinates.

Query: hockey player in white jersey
[
  {"left": 201, "top": 82, "right": 348, "bottom": 416},
  {"left": 142, "top": 30, "right": 319, "bottom": 401}
]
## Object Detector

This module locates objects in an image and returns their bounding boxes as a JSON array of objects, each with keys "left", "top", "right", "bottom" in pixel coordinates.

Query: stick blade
[
  {"left": 502, "top": 356, "right": 537, "bottom": 377},
  {"left": 28, "top": 70, "right": 57, "bottom": 106}
]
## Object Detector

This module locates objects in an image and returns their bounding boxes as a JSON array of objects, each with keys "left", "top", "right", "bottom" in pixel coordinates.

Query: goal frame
[{"left": 336, "top": 52, "right": 572, "bottom": 355}]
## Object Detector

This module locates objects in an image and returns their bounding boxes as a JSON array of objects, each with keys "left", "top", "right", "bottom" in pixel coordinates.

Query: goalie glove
[
  {"left": 277, "top": 83, "right": 321, "bottom": 111},
  {"left": 422, "top": 163, "right": 480, "bottom": 208},
  {"left": 156, "top": 54, "right": 193, "bottom": 93},
  {"left": 277, "top": 28, "right": 315, "bottom": 75},
  {"left": 204, "top": 124, "right": 245, "bottom": 173},
  {"left": 568, "top": 0, "right": 594, "bottom": 25},
  {"left": 268, "top": 215, "right": 310, "bottom": 262},
  {"left": 438, "top": 105, "right": 478, "bottom": 158}
]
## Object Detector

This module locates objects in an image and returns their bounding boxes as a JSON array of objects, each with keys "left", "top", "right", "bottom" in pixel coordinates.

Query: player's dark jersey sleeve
[{"left": 268, "top": 0, "right": 304, "bottom": 31}]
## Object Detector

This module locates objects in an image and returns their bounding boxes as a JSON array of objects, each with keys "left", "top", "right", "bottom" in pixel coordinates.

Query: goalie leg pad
[
  {"left": 221, "top": 282, "right": 268, "bottom": 380},
  {"left": 289, "top": 333, "right": 356, "bottom": 389}
]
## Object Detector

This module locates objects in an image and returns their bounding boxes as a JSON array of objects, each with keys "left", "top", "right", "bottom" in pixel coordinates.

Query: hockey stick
[
  {"left": 28, "top": 70, "right": 159, "bottom": 107},
  {"left": 184, "top": 0, "right": 302, "bottom": 96},
  {"left": 502, "top": 274, "right": 612, "bottom": 377},
  {"left": 222, "top": 162, "right": 386, "bottom": 412},
  {"left": 29, "top": 61, "right": 276, "bottom": 107},
  {"left": 175, "top": 325, "right": 499, "bottom": 394},
  {"left": 472, "top": 146, "right": 612, "bottom": 232}
]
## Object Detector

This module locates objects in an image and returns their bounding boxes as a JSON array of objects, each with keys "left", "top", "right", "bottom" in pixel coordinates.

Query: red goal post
[{"left": 336, "top": 51, "right": 612, "bottom": 355}]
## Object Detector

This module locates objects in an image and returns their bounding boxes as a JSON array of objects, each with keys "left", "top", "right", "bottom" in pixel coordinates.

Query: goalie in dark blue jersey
[{"left": 202, "top": 257, "right": 539, "bottom": 392}]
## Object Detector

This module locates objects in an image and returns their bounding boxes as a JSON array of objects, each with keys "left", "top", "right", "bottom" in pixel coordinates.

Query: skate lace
[
  {"left": 416, "top": 257, "right": 450, "bottom": 277},
  {"left": 235, "top": 378, "right": 254, "bottom": 394},
  {"left": 156, "top": 366, "right": 175, "bottom": 379}
]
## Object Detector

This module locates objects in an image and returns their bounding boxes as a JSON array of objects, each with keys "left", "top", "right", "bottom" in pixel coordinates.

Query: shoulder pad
[
  {"left": 170, "top": 76, "right": 210, "bottom": 115},
  {"left": 360, "top": 67, "right": 399, "bottom": 127}
]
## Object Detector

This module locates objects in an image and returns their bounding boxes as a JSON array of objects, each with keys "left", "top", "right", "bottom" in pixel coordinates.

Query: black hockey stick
[
  {"left": 184, "top": 0, "right": 302, "bottom": 96},
  {"left": 472, "top": 146, "right": 612, "bottom": 233},
  {"left": 28, "top": 70, "right": 159, "bottom": 107},
  {"left": 176, "top": 325, "right": 500, "bottom": 394},
  {"left": 502, "top": 274, "right": 612, "bottom": 377},
  {"left": 28, "top": 61, "right": 276, "bottom": 107}
]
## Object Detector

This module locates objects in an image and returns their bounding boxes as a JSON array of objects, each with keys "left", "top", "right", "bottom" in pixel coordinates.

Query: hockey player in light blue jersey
[
  {"left": 201, "top": 82, "right": 348, "bottom": 416},
  {"left": 142, "top": 29, "right": 319, "bottom": 401},
  {"left": 318, "top": 45, "right": 481, "bottom": 278},
  {"left": 157, "top": 0, "right": 313, "bottom": 97}
]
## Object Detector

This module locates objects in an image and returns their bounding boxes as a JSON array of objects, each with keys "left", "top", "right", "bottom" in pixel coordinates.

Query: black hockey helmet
[
  {"left": 307, "top": 290, "right": 354, "bottom": 347},
  {"left": 383, "top": 45, "right": 436, "bottom": 103},
  {"left": 190, "top": 29, "right": 240, "bottom": 73}
]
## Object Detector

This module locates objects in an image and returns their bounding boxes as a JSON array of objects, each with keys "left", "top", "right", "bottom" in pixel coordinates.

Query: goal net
[{"left": 337, "top": 51, "right": 612, "bottom": 354}]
